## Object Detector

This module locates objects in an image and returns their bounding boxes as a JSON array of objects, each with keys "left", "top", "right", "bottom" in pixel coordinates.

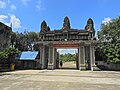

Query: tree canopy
[
  {"left": 0, "top": 48, "right": 20, "bottom": 64},
  {"left": 60, "top": 53, "right": 76, "bottom": 62},
  {"left": 98, "top": 16, "right": 120, "bottom": 63},
  {"left": 11, "top": 31, "right": 39, "bottom": 51}
]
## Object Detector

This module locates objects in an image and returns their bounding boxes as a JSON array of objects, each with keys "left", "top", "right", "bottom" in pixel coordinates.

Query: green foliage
[
  {"left": 0, "top": 52, "right": 8, "bottom": 61},
  {"left": 98, "top": 16, "right": 120, "bottom": 42},
  {"left": 0, "top": 48, "right": 20, "bottom": 64},
  {"left": 103, "top": 42, "right": 120, "bottom": 63},
  {"left": 60, "top": 53, "right": 76, "bottom": 62},
  {"left": 98, "top": 16, "right": 120, "bottom": 63},
  {"left": 27, "top": 32, "right": 39, "bottom": 42},
  {"left": 13, "top": 30, "right": 39, "bottom": 51}
]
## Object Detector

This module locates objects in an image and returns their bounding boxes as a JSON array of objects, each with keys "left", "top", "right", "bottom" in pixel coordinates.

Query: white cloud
[
  {"left": 0, "top": 15, "right": 8, "bottom": 22},
  {"left": 36, "top": 5, "right": 40, "bottom": 10},
  {"left": 21, "top": 0, "right": 44, "bottom": 10},
  {"left": 21, "top": 0, "right": 31, "bottom": 5},
  {"left": 4, "top": 22, "right": 10, "bottom": 27},
  {"left": 0, "top": 1, "right": 17, "bottom": 11},
  {"left": 102, "top": 17, "right": 112, "bottom": 25},
  {"left": 10, "top": 14, "right": 21, "bottom": 28},
  {"left": 0, "top": 14, "right": 21, "bottom": 29},
  {"left": 36, "top": 0, "right": 45, "bottom": 10},
  {"left": 10, "top": 4, "right": 16, "bottom": 10},
  {"left": 36, "top": 0, "right": 41, "bottom": 10},
  {"left": 0, "top": 0, "right": 6, "bottom": 8}
]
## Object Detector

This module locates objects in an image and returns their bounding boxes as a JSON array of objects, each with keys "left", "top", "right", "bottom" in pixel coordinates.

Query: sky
[
  {"left": 0, "top": 0, "right": 120, "bottom": 33},
  {"left": 57, "top": 49, "right": 78, "bottom": 54},
  {"left": 0, "top": 0, "right": 120, "bottom": 54}
]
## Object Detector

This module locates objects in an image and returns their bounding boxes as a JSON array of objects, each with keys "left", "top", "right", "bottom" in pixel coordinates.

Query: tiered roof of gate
[{"left": 39, "top": 16, "right": 96, "bottom": 42}]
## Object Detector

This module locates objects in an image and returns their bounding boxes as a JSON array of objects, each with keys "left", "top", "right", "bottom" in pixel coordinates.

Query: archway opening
[{"left": 56, "top": 48, "right": 78, "bottom": 70}]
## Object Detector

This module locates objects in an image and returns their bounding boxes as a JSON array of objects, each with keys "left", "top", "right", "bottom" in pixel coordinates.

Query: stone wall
[
  {"left": 96, "top": 61, "right": 120, "bottom": 70},
  {"left": 0, "top": 22, "right": 12, "bottom": 51},
  {"left": 104, "top": 62, "right": 120, "bottom": 71}
]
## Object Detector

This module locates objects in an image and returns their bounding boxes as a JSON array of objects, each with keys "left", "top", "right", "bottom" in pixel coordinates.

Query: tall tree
[
  {"left": 14, "top": 31, "right": 39, "bottom": 51},
  {"left": 98, "top": 16, "right": 120, "bottom": 63},
  {"left": 60, "top": 53, "right": 76, "bottom": 62}
]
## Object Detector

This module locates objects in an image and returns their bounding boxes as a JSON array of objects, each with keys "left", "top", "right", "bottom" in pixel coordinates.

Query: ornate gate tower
[{"left": 35, "top": 16, "right": 98, "bottom": 70}]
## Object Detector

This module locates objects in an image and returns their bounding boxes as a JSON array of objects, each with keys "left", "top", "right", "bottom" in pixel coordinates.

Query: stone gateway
[{"left": 35, "top": 16, "right": 98, "bottom": 70}]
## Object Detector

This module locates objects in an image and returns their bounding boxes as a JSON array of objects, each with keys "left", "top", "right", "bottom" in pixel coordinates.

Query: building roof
[
  {"left": 17, "top": 51, "right": 39, "bottom": 60},
  {"left": 0, "top": 22, "right": 12, "bottom": 31}
]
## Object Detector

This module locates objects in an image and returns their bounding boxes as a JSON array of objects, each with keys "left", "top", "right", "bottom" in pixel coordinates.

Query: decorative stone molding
[
  {"left": 49, "top": 42, "right": 53, "bottom": 47},
  {"left": 79, "top": 41, "right": 85, "bottom": 46},
  {"left": 90, "top": 40, "right": 98, "bottom": 46}
]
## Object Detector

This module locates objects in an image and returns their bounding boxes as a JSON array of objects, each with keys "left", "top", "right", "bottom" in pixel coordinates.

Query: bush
[{"left": 0, "top": 48, "right": 20, "bottom": 64}]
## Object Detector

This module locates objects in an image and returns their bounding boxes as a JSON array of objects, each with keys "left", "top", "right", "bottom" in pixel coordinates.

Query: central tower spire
[{"left": 62, "top": 16, "right": 71, "bottom": 31}]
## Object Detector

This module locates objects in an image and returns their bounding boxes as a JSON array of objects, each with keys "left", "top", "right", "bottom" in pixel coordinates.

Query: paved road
[
  {"left": 0, "top": 70, "right": 120, "bottom": 90},
  {"left": 62, "top": 61, "right": 76, "bottom": 69},
  {"left": 61, "top": 61, "right": 76, "bottom": 69}
]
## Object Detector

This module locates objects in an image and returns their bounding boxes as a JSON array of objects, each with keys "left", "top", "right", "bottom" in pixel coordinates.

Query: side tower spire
[
  {"left": 85, "top": 18, "right": 95, "bottom": 39},
  {"left": 41, "top": 20, "right": 47, "bottom": 32},
  {"left": 85, "top": 18, "right": 94, "bottom": 31},
  {"left": 40, "top": 20, "right": 50, "bottom": 32}
]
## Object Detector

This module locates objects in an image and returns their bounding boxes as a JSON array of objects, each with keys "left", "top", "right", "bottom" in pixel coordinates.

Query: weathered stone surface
[
  {"left": 62, "top": 16, "right": 71, "bottom": 31},
  {"left": 0, "top": 22, "right": 12, "bottom": 51},
  {"left": 36, "top": 17, "right": 97, "bottom": 70},
  {"left": 39, "top": 17, "right": 95, "bottom": 41}
]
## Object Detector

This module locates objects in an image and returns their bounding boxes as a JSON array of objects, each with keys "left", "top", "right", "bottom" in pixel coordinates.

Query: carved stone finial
[
  {"left": 62, "top": 16, "right": 71, "bottom": 31},
  {"left": 87, "top": 18, "right": 94, "bottom": 25},
  {"left": 85, "top": 18, "right": 94, "bottom": 31},
  {"left": 85, "top": 18, "right": 95, "bottom": 38},
  {"left": 41, "top": 20, "right": 47, "bottom": 32}
]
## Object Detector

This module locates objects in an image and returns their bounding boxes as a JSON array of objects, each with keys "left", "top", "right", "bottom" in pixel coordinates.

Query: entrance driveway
[{"left": 0, "top": 70, "right": 120, "bottom": 90}]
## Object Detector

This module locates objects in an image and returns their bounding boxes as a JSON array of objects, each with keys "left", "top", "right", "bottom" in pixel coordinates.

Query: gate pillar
[
  {"left": 48, "top": 43, "right": 55, "bottom": 69},
  {"left": 79, "top": 42, "right": 86, "bottom": 70},
  {"left": 39, "top": 43, "right": 46, "bottom": 69},
  {"left": 54, "top": 48, "right": 57, "bottom": 68},
  {"left": 90, "top": 42, "right": 98, "bottom": 70}
]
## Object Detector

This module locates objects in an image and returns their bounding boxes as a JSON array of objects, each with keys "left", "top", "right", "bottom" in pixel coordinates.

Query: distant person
[{"left": 60, "top": 61, "right": 63, "bottom": 68}]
